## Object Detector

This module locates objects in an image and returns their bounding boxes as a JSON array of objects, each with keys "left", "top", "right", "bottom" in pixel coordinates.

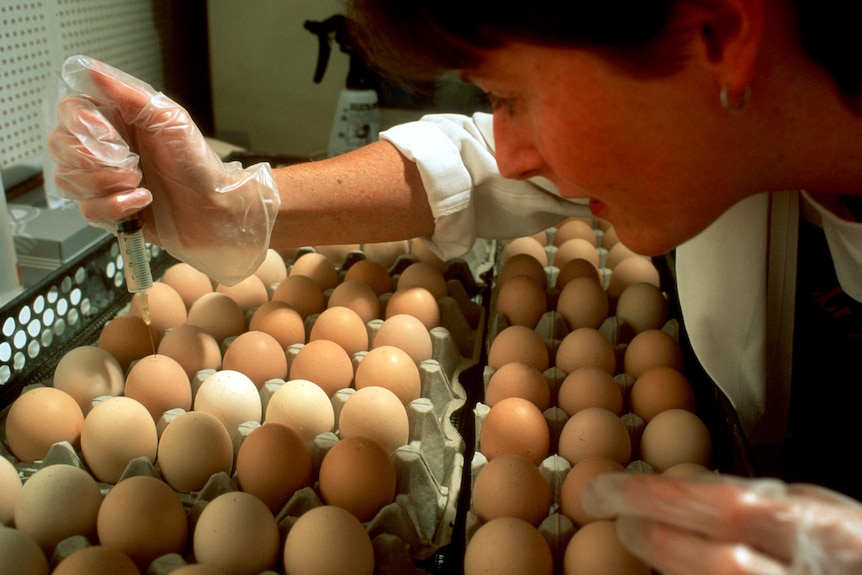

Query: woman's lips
[{"left": 588, "top": 199, "right": 606, "bottom": 218}]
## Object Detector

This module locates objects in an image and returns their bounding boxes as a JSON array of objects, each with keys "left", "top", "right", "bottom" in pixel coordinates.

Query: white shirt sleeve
[
  {"left": 801, "top": 191, "right": 862, "bottom": 302},
  {"left": 380, "top": 112, "right": 590, "bottom": 260}
]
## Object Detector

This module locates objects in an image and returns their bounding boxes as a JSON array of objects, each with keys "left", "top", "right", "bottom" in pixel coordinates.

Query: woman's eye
[
  {"left": 490, "top": 96, "right": 515, "bottom": 116},
  {"left": 487, "top": 93, "right": 516, "bottom": 115}
]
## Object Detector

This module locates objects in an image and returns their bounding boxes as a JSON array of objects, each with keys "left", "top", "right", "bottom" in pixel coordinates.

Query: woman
[{"left": 48, "top": 0, "right": 862, "bottom": 572}]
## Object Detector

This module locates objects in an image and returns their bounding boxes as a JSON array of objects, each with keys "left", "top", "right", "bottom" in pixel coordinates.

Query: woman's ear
[{"left": 677, "top": 0, "right": 765, "bottom": 93}]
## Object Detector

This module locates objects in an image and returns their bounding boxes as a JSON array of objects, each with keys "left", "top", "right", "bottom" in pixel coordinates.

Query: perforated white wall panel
[{"left": 0, "top": 0, "right": 163, "bottom": 170}]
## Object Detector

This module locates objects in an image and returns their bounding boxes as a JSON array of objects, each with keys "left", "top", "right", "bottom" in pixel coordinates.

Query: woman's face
[{"left": 463, "top": 41, "right": 755, "bottom": 255}]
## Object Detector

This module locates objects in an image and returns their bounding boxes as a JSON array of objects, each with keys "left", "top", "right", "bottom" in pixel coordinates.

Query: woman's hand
[
  {"left": 47, "top": 55, "right": 280, "bottom": 285},
  {"left": 582, "top": 472, "right": 862, "bottom": 574}
]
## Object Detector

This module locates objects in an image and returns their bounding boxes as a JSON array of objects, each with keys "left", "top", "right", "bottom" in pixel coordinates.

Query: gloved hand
[
  {"left": 581, "top": 472, "right": 862, "bottom": 575},
  {"left": 46, "top": 55, "right": 281, "bottom": 286}
]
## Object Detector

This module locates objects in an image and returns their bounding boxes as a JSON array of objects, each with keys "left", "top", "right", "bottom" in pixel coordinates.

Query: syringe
[{"left": 116, "top": 215, "right": 156, "bottom": 353}]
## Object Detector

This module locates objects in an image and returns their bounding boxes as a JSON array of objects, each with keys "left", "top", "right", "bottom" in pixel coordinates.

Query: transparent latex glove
[
  {"left": 46, "top": 55, "right": 281, "bottom": 286},
  {"left": 581, "top": 472, "right": 862, "bottom": 575}
]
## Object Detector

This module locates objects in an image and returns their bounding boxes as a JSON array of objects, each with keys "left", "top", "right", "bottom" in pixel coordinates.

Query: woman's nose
[{"left": 493, "top": 114, "right": 545, "bottom": 180}]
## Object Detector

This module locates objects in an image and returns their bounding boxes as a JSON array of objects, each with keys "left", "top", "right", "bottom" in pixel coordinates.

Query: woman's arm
[{"left": 271, "top": 140, "right": 435, "bottom": 248}]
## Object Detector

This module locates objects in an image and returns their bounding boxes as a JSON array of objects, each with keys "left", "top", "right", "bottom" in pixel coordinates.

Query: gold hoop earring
[{"left": 720, "top": 85, "right": 751, "bottom": 114}]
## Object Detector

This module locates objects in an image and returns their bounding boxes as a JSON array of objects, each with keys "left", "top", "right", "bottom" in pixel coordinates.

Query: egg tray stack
[
  {"left": 261, "top": 246, "right": 490, "bottom": 569},
  {"left": 0, "top": 240, "right": 493, "bottom": 575},
  {"left": 467, "top": 224, "right": 754, "bottom": 568}
]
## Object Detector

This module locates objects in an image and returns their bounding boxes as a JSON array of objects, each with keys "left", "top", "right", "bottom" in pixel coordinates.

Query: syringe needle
[
  {"left": 117, "top": 216, "right": 156, "bottom": 354},
  {"left": 138, "top": 290, "right": 157, "bottom": 355}
]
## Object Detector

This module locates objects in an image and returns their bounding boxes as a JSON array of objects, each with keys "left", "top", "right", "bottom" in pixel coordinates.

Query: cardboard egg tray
[
  {"left": 0, "top": 240, "right": 492, "bottom": 574},
  {"left": 468, "top": 319, "right": 674, "bottom": 566},
  {"left": 465, "top": 226, "right": 753, "bottom": 567},
  {"left": 485, "top": 229, "right": 751, "bottom": 475}
]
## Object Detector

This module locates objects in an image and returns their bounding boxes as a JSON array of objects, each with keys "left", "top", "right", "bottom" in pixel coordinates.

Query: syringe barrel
[{"left": 116, "top": 217, "right": 153, "bottom": 293}]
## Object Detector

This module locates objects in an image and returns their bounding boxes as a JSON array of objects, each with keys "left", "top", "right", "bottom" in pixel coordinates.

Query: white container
[
  {"left": 327, "top": 88, "right": 380, "bottom": 158},
  {"left": 0, "top": 170, "right": 23, "bottom": 305}
]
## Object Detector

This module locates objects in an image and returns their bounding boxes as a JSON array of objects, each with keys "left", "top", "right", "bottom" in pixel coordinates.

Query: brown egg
[
  {"left": 222, "top": 331, "right": 288, "bottom": 389},
  {"left": 410, "top": 239, "right": 447, "bottom": 271},
  {"left": 216, "top": 274, "right": 269, "bottom": 313},
  {"left": 559, "top": 456, "right": 626, "bottom": 526},
  {"left": 119, "top": 370, "right": 172, "bottom": 432},
  {"left": 555, "top": 257, "right": 602, "bottom": 290},
  {"left": 372, "top": 313, "right": 433, "bottom": 364},
  {"left": 338, "top": 386, "right": 409, "bottom": 455},
  {"left": 186, "top": 292, "right": 246, "bottom": 344},
  {"left": 130, "top": 281, "right": 188, "bottom": 334},
  {"left": 501, "top": 236, "right": 548, "bottom": 267},
  {"left": 464, "top": 517, "right": 553, "bottom": 575},
  {"left": 253, "top": 248, "right": 288, "bottom": 292},
  {"left": 558, "top": 407, "right": 631, "bottom": 467},
  {"left": 289, "top": 251, "right": 339, "bottom": 291},
  {"left": 629, "top": 366, "right": 696, "bottom": 422},
  {"left": 604, "top": 242, "right": 646, "bottom": 270},
  {"left": 52, "top": 345, "right": 125, "bottom": 414},
  {"left": 157, "top": 324, "right": 222, "bottom": 380},
  {"left": 362, "top": 240, "right": 409, "bottom": 268},
  {"left": 385, "top": 286, "right": 441, "bottom": 330},
  {"left": 553, "top": 238, "right": 600, "bottom": 269},
  {"left": 327, "top": 279, "right": 381, "bottom": 324},
  {"left": 623, "top": 329, "right": 684, "bottom": 378},
  {"left": 344, "top": 258, "right": 393, "bottom": 296},
  {"left": 505, "top": 228, "right": 549, "bottom": 246},
  {"left": 495, "top": 275, "right": 548, "bottom": 329},
  {"left": 607, "top": 256, "right": 660, "bottom": 299},
  {"left": 557, "top": 366, "right": 623, "bottom": 416},
  {"left": 236, "top": 422, "right": 312, "bottom": 513},
  {"left": 160, "top": 262, "right": 213, "bottom": 310},
  {"left": 264, "top": 379, "right": 335, "bottom": 448},
  {"left": 563, "top": 519, "right": 651, "bottom": 575},
  {"left": 14, "top": 464, "right": 102, "bottom": 555},
  {"left": 485, "top": 362, "right": 551, "bottom": 411},
  {"left": 396, "top": 261, "right": 448, "bottom": 299},
  {"left": 354, "top": 345, "right": 421, "bottom": 407},
  {"left": 0, "top": 526, "right": 49, "bottom": 574},
  {"left": 318, "top": 436, "right": 396, "bottom": 522},
  {"left": 248, "top": 300, "right": 305, "bottom": 349},
  {"left": 289, "top": 339, "right": 354, "bottom": 397},
  {"left": 157, "top": 410, "right": 234, "bottom": 493},
  {"left": 98, "top": 314, "right": 158, "bottom": 372},
  {"left": 480, "top": 397, "right": 550, "bottom": 465},
  {"left": 663, "top": 462, "right": 713, "bottom": 476},
  {"left": 96, "top": 475, "right": 187, "bottom": 568},
  {"left": 615, "top": 282, "right": 669, "bottom": 333},
  {"left": 554, "top": 218, "right": 596, "bottom": 247},
  {"left": 309, "top": 306, "right": 369, "bottom": 357},
  {"left": 556, "top": 276, "right": 609, "bottom": 331},
  {"left": 600, "top": 225, "right": 620, "bottom": 249},
  {"left": 488, "top": 325, "right": 550, "bottom": 372},
  {"left": 193, "top": 492, "right": 280, "bottom": 575},
  {"left": 5, "top": 386, "right": 84, "bottom": 462},
  {"left": 640, "top": 409, "right": 713, "bottom": 471},
  {"left": 271, "top": 274, "right": 325, "bottom": 318},
  {"left": 282, "top": 505, "right": 374, "bottom": 575},
  {"left": 81, "top": 396, "right": 158, "bottom": 483},
  {"left": 472, "top": 454, "right": 551, "bottom": 526},
  {"left": 0, "top": 458, "right": 22, "bottom": 526},
  {"left": 498, "top": 252, "right": 548, "bottom": 289},
  {"left": 52, "top": 546, "right": 139, "bottom": 575},
  {"left": 555, "top": 328, "right": 616, "bottom": 375}
]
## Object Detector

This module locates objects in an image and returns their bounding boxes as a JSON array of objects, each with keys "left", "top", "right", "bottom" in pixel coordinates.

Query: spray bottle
[{"left": 305, "top": 15, "right": 380, "bottom": 157}]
